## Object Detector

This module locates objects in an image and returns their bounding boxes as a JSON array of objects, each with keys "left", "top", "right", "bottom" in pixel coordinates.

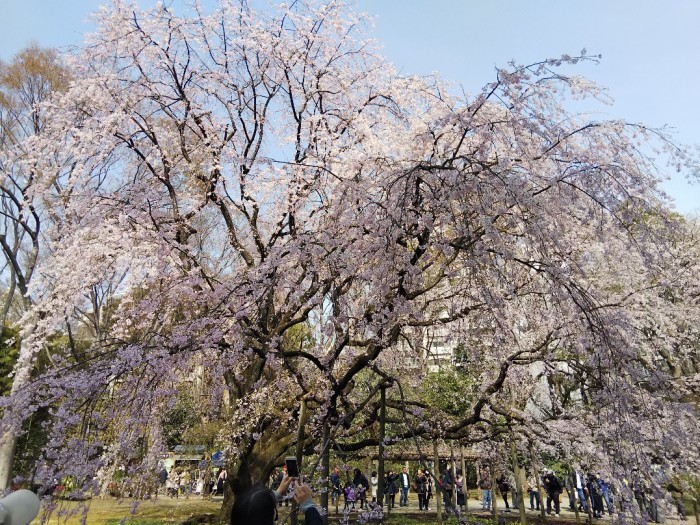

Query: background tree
[{"left": 0, "top": 44, "right": 70, "bottom": 489}]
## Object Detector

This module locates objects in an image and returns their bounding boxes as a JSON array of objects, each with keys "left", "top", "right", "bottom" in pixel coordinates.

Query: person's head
[
  {"left": 403, "top": 467, "right": 407, "bottom": 472},
  {"left": 372, "top": 471, "right": 377, "bottom": 477},
  {"left": 231, "top": 484, "right": 277, "bottom": 525},
  {"left": 354, "top": 468, "right": 361, "bottom": 477}
]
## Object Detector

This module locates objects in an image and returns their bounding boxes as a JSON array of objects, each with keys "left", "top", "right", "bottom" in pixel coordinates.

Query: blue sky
[{"left": 2, "top": 0, "right": 698, "bottom": 215}]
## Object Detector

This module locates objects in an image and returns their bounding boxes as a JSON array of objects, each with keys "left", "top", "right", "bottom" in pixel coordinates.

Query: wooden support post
[
  {"left": 377, "top": 386, "right": 386, "bottom": 510},
  {"left": 461, "top": 445, "right": 468, "bottom": 511},
  {"left": 291, "top": 398, "right": 306, "bottom": 525},
  {"left": 569, "top": 467, "right": 581, "bottom": 525},
  {"left": 450, "top": 441, "right": 464, "bottom": 510},
  {"left": 491, "top": 460, "right": 499, "bottom": 521},
  {"left": 511, "top": 440, "right": 527, "bottom": 525},
  {"left": 434, "top": 440, "right": 443, "bottom": 525},
  {"left": 320, "top": 419, "right": 330, "bottom": 525},
  {"left": 529, "top": 442, "right": 546, "bottom": 520}
]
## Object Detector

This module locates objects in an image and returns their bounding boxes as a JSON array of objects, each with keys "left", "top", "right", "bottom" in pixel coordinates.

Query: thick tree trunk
[
  {"left": 0, "top": 437, "right": 17, "bottom": 490},
  {"left": 217, "top": 395, "right": 307, "bottom": 522},
  {"left": 218, "top": 452, "right": 264, "bottom": 522}
]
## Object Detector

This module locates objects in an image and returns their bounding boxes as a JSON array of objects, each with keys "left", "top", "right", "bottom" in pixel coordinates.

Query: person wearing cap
[
  {"left": 542, "top": 469, "right": 562, "bottom": 517},
  {"left": 598, "top": 474, "right": 614, "bottom": 516}
]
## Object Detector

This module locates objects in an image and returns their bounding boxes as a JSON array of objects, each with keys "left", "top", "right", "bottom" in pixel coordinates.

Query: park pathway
[{"left": 325, "top": 493, "right": 695, "bottom": 525}]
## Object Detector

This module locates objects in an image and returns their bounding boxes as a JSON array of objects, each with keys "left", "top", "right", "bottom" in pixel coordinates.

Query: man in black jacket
[{"left": 542, "top": 470, "right": 562, "bottom": 517}]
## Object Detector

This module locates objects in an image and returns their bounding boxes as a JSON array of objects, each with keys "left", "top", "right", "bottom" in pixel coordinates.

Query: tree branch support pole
[
  {"left": 433, "top": 439, "right": 443, "bottom": 525},
  {"left": 569, "top": 466, "right": 581, "bottom": 525},
  {"left": 377, "top": 385, "right": 386, "bottom": 510},
  {"left": 460, "top": 445, "right": 468, "bottom": 511},
  {"left": 491, "top": 460, "right": 499, "bottom": 521},
  {"left": 529, "top": 441, "right": 546, "bottom": 520},
  {"left": 451, "top": 440, "right": 457, "bottom": 510},
  {"left": 320, "top": 417, "right": 330, "bottom": 524},
  {"left": 291, "top": 398, "right": 307, "bottom": 525},
  {"left": 511, "top": 440, "right": 527, "bottom": 525}
]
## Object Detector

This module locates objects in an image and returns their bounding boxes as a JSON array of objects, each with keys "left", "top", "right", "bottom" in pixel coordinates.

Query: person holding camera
[
  {"left": 231, "top": 474, "right": 322, "bottom": 525},
  {"left": 414, "top": 469, "right": 429, "bottom": 511},
  {"left": 384, "top": 470, "right": 399, "bottom": 508}
]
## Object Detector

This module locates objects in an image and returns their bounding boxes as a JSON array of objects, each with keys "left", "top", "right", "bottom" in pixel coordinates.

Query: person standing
[
  {"left": 527, "top": 471, "right": 540, "bottom": 510},
  {"left": 384, "top": 470, "right": 398, "bottom": 509},
  {"left": 574, "top": 467, "right": 588, "bottom": 512},
  {"left": 353, "top": 468, "right": 369, "bottom": 510},
  {"left": 181, "top": 469, "right": 191, "bottom": 496},
  {"left": 543, "top": 469, "right": 562, "bottom": 517},
  {"left": 166, "top": 469, "right": 180, "bottom": 498},
  {"left": 598, "top": 474, "right": 614, "bottom": 516},
  {"left": 344, "top": 482, "right": 356, "bottom": 510},
  {"left": 455, "top": 472, "right": 466, "bottom": 511},
  {"left": 415, "top": 469, "right": 428, "bottom": 511},
  {"left": 496, "top": 470, "right": 511, "bottom": 512},
  {"left": 370, "top": 471, "right": 379, "bottom": 503},
  {"left": 330, "top": 466, "right": 341, "bottom": 505},
  {"left": 399, "top": 466, "right": 411, "bottom": 507},
  {"left": 588, "top": 473, "right": 605, "bottom": 519},
  {"left": 425, "top": 470, "right": 434, "bottom": 511},
  {"left": 217, "top": 468, "right": 227, "bottom": 496},
  {"left": 479, "top": 465, "right": 492, "bottom": 511},
  {"left": 441, "top": 466, "right": 454, "bottom": 511}
]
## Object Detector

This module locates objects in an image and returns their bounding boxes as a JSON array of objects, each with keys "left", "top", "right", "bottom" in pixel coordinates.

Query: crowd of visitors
[
  {"left": 187, "top": 460, "right": 681, "bottom": 524},
  {"left": 158, "top": 466, "right": 228, "bottom": 498}
]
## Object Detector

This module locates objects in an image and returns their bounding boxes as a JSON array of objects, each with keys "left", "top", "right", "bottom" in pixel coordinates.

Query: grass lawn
[
  {"left": 40, "top": 497, "right": 221, "bottom": 525},
  {"left": 37, "top": 498, "right": 488, "bottom": 525}
]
